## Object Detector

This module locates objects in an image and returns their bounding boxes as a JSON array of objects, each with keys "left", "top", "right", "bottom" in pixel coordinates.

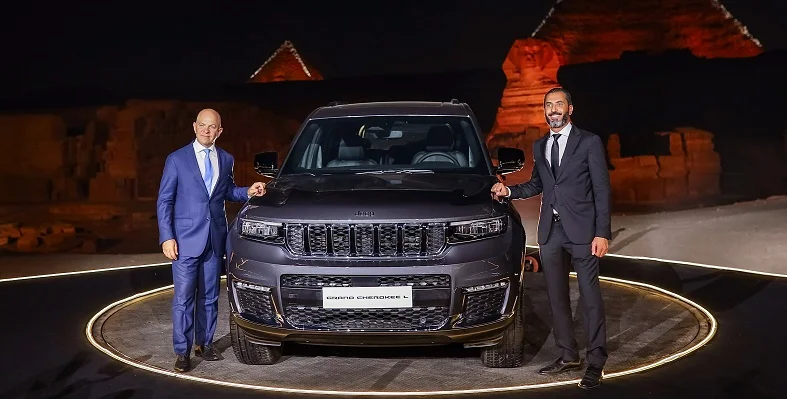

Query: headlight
[
  {"left": 448, "top": 216, "right": 507, "bottom": 243},
  {"left": 239, "top": 218, "right": 284, "bottom": 243}
]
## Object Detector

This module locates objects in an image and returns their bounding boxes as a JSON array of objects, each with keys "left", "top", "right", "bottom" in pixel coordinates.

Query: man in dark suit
[
  {"left": 492, "top": 87, "right": 611, "bottom": 389},
  {"left": 157, "top": 108, "right": 266, "bottom": 372}
]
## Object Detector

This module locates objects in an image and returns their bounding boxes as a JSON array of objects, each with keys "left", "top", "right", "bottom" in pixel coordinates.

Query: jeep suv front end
[{"left": 225, "top": 101, "right": 528, "bottom": 367}]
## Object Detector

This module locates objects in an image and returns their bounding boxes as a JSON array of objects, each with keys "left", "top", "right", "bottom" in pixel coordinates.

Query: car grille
[
  {"left": 285, "top": 306, "right": 449, "bottom": 331},
  {"left": 460, "top": 287, "right": 507, "bottom": 326},
  {"left": 281, "top": 274, "right": 451, "bottom": 288},
  {"left": 285, "top": 222, "right": 446, "bottom": 257},
  {"left": 235, "top": 287, "right": 277, "bottom": 325},
  {"left": 279, "top": 274, "right": 451, "bottom": 331}
]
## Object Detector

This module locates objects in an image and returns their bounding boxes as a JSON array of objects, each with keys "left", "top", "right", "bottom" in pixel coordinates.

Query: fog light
[
  {"left": 462, "top": 279, "right": 509, "bottom": 293},
  {"left": 235, "top": 281, "right": 270, "bottom": 292}
]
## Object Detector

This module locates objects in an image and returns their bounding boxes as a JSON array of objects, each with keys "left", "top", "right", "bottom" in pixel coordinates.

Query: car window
[{"left": 279, "top": 115, "right": 491, "bottom": 175}]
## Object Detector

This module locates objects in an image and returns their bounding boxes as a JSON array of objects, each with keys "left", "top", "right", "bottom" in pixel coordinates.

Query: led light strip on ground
[
  {"left": 0, "top": 262, "right": 172, "bottom": 284},
  {"left": 2, "top": 246, "right": 784, "bottom": 284},
  {"left": 85, "top": 275, "right": 717, "bottom": 395},
  {"left": 525, "top": 245, "right": 787, "bottom": 279}
]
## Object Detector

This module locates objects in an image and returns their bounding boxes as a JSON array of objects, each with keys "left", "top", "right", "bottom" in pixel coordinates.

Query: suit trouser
[
  {"left": 171, "top": 232, "right": 222, "bottom": 356},
  {"left": 539, "top": 218, "right": 608, "bottom": 368}
]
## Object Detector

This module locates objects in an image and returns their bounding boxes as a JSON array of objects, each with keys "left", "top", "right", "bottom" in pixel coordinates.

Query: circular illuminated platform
[{"left": 88, "top": 274, "right": 714, "bottom": 395}]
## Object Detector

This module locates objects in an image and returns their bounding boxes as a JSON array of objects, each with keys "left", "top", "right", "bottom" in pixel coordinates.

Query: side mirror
[
  {"left": 496, "top": 147, "right": 525, "bottom": 175},
  {"left": 254, "top": 151, "right": 278, "bottom": 178}
]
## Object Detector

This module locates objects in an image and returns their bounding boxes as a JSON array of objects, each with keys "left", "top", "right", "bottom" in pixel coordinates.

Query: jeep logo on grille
[{"left": 355, "top": 210, "right": 374, "bottom": 217}]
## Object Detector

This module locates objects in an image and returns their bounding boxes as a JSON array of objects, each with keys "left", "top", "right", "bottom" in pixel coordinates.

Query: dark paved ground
[{"left": 91, "top": 274, "right": 709, "bottom": 393}]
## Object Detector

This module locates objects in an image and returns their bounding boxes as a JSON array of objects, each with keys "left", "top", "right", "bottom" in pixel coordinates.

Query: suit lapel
[
  {"left": 556, "top": 126, "right": 581, "bottom": 181},
  {"left": 185, "top": 145, "right": 210, "bottom": 198}
]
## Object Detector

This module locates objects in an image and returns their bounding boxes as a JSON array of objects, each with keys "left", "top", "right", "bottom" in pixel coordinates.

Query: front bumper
[
  {"left": 231, "top": 309, "right": 517, "bottom": 348},
  {"left": 225, "top": 219, "right": 526, "bottom": 347}
]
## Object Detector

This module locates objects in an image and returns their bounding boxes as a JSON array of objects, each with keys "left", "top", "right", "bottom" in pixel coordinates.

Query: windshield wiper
[
  {"left": 282, "top": 172, "right": 320, "bottom": 176},
  {"left": 355, "top": 169, "right": 435, "bottom": 175}
]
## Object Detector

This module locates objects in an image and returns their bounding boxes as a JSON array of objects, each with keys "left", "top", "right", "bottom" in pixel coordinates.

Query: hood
[{"left": 239, "top": 173, "right": 505, "bottom": 223}]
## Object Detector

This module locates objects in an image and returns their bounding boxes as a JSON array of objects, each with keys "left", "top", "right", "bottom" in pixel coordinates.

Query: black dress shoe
[
  {"left": 174, "top": 355, "right": 190, "bottom": 372},
  {"left": 578, "top": 366, "right": 603, "bottom": 389},
  {"left": 538, "top": 357, "right": 582, "bottom": 375},
  {"left": 195, "top": 344, "right": 220, "bottom": 361}
]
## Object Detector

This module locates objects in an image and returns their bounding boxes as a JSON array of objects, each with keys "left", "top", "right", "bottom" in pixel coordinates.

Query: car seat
[{"left": 411, "top": 125, "right": 468, "bottom": 166}]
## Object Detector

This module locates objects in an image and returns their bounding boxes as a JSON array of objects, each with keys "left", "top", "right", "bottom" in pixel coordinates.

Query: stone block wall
[
  {"left": 609, "top": 128, "right": 721, "bottom": 206},
  {"left": 0, "top": 114, "right": 67, "bottom": 202},
  {"left": 0, "top": 114, "right": 66, "bottom": 175},
  {"left": 488, "top": 126, "right": 722, "bottom": 208},
  {"left": 0, "top": 100, "right": 300, "bottom": 204},
  {"left": 0, "top": 99, "right": 722, "bottom": 211}
]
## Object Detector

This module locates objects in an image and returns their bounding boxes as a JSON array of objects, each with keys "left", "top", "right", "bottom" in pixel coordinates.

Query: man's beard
[{"left": 545, "top": 112, "right": 569, "bottom": 129}]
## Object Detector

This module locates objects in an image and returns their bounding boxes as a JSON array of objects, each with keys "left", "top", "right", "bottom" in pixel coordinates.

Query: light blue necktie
[{"left": 202, "top": 148, "right": 213, "bottom": 194}]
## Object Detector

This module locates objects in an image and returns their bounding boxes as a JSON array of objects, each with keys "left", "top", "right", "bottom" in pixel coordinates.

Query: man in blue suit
[{"left": 156, "top": 108, "right": 266, "bottom": 372}]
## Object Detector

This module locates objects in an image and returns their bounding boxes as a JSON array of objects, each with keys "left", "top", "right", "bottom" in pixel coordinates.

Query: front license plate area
[{"left": 322, "top": 286, "right": 413, "bottom": 309}]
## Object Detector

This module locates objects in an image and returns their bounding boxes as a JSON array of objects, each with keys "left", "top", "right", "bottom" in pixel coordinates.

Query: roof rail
[
  {"left": 450, "top": 98, "right": 460, "bottom": 104},
  {"left": 327, "top": 101, "right": 345, "bottom": 106}
]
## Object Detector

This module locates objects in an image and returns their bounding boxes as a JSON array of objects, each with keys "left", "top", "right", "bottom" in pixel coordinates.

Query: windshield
[{"left": 279, "top": 115, "right": 491, "bottom": 175}]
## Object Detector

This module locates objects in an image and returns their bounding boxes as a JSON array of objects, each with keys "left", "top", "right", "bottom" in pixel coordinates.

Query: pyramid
[
  {"left": 530, "top": 0, "right": 763, "bottom": 65},
  {"left": 248, "top": 40, "right": 324, "bottom": 83}
]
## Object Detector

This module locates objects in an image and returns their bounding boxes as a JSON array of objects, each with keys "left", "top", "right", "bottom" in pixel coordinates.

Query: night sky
[{"left": 2, "top": 0, "right": 785, "bottom": 100}]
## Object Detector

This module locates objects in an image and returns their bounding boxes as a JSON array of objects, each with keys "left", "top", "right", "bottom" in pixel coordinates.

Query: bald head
[{"left": 193, "top": 108, "right": 223, "bottom": 147}]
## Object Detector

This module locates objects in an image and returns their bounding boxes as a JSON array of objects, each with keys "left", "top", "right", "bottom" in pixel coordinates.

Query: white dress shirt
[{"left": 193, "top": 139, "right": 219, "bottom": 195}]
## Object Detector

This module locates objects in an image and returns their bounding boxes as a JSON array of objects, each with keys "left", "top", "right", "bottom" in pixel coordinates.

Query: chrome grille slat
[
  {"left": 378, "top": 224, "right": 398, "bottom": 255},
  {"left": 426, "top": 223, "right": 446, "bottom": 254},
  {"left": 286, "top": 224, "right": 305, "bottom": 255},
  {"left": 402, "top": 224, "right": 422, "bottom": 255},
  {"left": 308, "top": 224, "right": 328, "bottom": 254},
  {"left": 281, "top": 274, "right": 450, "bottom": 288},
  {"left": 355, "top": 224, "right": 375, "bottom": 256},
  {"left": 285, "top": 222, "right": 446, "bottom": 257},
  {"left": 331, "top": 224, "right": 351, "bottom": 255}
]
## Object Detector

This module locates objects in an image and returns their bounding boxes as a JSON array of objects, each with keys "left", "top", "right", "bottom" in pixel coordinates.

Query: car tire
[
  {"left": 479, "top": 294, "right": 525, "bottom": 368},
  {"left": 230, "top": 316, "right": 283, "bottom": 365}
]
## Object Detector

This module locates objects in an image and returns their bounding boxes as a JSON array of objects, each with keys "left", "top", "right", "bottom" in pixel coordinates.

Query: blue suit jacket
[{"left": 156, "top": 143, "right": 249, "bottom": 258}]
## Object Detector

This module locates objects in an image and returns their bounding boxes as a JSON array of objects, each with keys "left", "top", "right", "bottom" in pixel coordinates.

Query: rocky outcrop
[{"left": 248, "top": 40, "right": 324, "bottom": 83}]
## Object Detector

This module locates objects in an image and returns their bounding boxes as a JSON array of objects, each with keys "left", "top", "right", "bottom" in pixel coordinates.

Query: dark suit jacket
[{"left": 508, "top": 125, "right": 611, "bottom": 245}]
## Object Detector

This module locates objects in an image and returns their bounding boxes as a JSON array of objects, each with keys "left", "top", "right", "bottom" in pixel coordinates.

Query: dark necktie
[{"left": 551, "top": 134, "right": 561, "bottom": 178}]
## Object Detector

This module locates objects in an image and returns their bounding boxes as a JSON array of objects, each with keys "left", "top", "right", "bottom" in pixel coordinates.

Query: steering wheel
[{"left": 415, "top": 152, "right": 459, "bottom": 165}]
